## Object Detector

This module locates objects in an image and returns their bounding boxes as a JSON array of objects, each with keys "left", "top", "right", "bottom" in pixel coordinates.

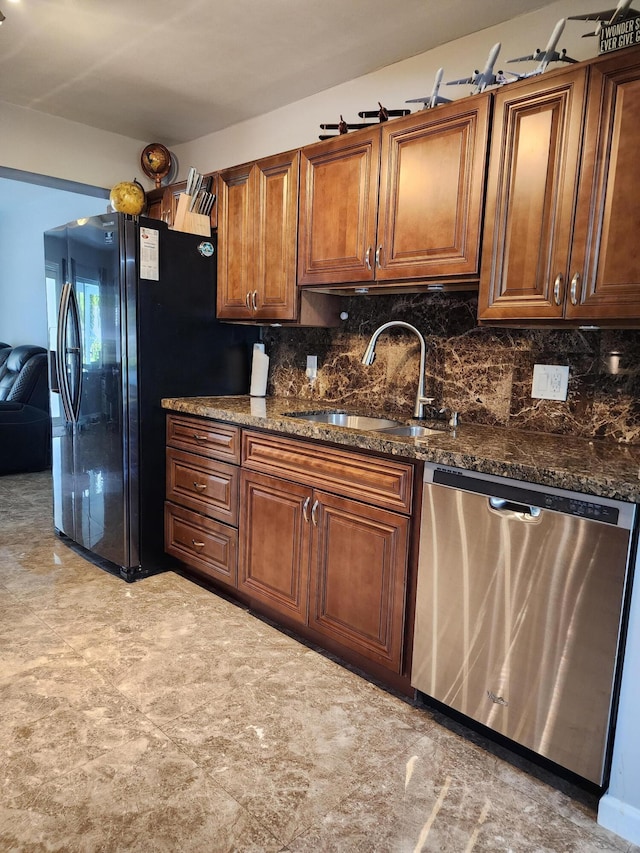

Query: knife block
[{"left": 171, "top": 193, "right": 211, "bottom": 236}]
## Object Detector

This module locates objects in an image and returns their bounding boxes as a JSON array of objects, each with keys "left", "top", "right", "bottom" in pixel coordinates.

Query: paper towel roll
[
  {"left": 250, "top": 396, "right": 267, "bottom": 418},
  {"left": 249, "top": 343, "right": 269, "bottom": 397}
]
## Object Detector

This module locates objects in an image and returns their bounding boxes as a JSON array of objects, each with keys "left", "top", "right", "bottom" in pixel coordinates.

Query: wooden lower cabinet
[
  {"left": 166, "top": 447, "right": 239, "bottom": 526},
  {"left": 238, "top": 470, "right": 311, "bottom": 624},
  {"left": 239, "top": 435, "right": 413, "bottom": 673},
  {"left": 309, "top": 490, "right": 408, "bottom": 670},
  {"left": 165, "top": 414, "right": 241, "bottom": 586},
  {"left": 166, "top": 418, "right": 415, "bottom": 678},
  {"left": 165, "top": 502, "right": 238, "bottom": 585}
]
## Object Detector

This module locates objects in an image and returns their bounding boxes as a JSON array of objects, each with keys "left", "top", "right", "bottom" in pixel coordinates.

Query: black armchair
[{"left": 0, "top": 345, "right": 51, "bottom": 475}]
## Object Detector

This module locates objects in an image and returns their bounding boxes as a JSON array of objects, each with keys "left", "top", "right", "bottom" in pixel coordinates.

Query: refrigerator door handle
[
  {"left": 67, "top": 284, "right": 83, "bottom": 422},
  {"left": 56, "top": 282, "right": 75, "bottom": 423}
]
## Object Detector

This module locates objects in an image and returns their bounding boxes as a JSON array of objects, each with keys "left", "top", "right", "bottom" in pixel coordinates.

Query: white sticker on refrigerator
[{"left": 140, "top": 227, "right": 160, "bottom": 280}]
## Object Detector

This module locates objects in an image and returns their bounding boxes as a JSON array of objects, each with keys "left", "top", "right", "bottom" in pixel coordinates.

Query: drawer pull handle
[
  {"left": 375, "top": 245, "right": 382, "bottom": 268},
  {"left": 191, "top": 539, "right": 205, "bottom": 549},
  {"left": 193, "top": 482, "right": 207, "bottom": 492},
  {"left": 192, "top": 433, "right": 208, "bottom": 443},
  {"left": 245, "top": 291, "right": 251, "bottom": 309},
  {"left": 311, "top": 499, "right": 319, "bottom": 526},
  {"left": 252, "top": 290, "right": 258, "bottom": 312},
  {"left": 364, "top": 246, "right": 372, "bottom": 271},
  {"left": 303, "top": 496, "right": 310, "bottom": 523}
]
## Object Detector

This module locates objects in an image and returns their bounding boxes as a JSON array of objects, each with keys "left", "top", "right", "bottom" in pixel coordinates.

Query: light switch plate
[{"left": 531, "top": 364, "right": 569, "bottom": 401}]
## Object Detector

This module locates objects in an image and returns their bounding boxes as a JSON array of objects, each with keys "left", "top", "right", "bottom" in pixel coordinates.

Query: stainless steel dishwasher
[{"left": 411, "top": 462, "right": 636, "bottom": 785}]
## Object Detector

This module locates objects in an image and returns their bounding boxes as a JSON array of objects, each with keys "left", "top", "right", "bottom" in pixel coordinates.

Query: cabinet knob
[
  {"left": 193, "top": 482, "right": 207, "bottom": 492},
  {"left": 553, "top": 273, "right": 564, "bottom": 306},
  {"left": 570, "top": 272, "right": 581, "bottom": 306}
]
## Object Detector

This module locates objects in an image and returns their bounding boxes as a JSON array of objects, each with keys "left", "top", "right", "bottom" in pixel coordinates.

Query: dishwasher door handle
[{"left": 489, "top": 496, "right": 541, "bottom": 518}]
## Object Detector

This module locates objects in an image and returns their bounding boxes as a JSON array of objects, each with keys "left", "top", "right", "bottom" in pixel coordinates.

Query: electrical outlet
[{"left": 531, "top": 364, "right": 569, "bottom": 401}]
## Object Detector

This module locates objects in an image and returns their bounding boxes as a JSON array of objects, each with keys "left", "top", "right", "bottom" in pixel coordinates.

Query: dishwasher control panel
[{"left": 429, "top": 464, "right": 632, "bottom": 528}]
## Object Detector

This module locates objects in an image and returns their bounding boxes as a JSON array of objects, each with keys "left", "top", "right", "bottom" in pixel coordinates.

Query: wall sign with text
[{"left": 599, "top": 12, "right": 640, "bottom": 54}]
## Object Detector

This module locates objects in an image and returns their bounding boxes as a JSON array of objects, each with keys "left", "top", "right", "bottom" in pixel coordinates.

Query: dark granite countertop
[{"left": 161, "top": 395, "right": 640, "bottom": 503}]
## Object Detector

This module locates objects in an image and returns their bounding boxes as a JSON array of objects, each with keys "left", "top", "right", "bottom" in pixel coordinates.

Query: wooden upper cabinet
[
  {"left": 478, "top": 68, "right": 588, "bottom": 322},
  {"left": 254, "top": 151, "right": 300, "bottom": 320},
  {"left": 479, "top": 46, "right": 640, "bottom": 325},
  {"left": 145, "top": 188, "right": 164, "bottom": 221},
  {"left": 298, "top": 128, "right": 381, "bottom": 285},
  {"left": 164, "top": 181, "right": 188, "bottom": 226},
  {"left": 217, "top": 163, "right": 254, "bottom": 319},
  {"left": 568, "top": 48, "right": 640, "bottom": 322},
  {"left": 376, "top": 93, "right": 491, "bottom": 282},
  {"left": 218, "top": 150, "right": 299, "bottom": 321},
  {"left": 298, "top": 98, "right": 490, "bottom": 289},
  {"left": 143, "top": 175, "right": 218, "bottom": 230}
]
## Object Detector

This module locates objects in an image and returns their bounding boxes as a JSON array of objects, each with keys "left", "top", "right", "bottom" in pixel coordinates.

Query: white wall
[
  {"left": 0, "top": 102, "right": 145, "bottom": 190},
  {"left": 173, "top": 0, "right": 607, "bottom": 174},
  {"left": 0, "top": 0, "right": 610, "bottom": 187},
  {"left": 598, "top": 545, "right": 640, "bottom": 847},
  {"left": 0, "top": 179, "right": 108, "bottom": 346}
]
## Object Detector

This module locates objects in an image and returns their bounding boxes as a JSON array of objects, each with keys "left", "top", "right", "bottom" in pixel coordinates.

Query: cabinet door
[
  {"left": 478, "top": 69, "right": 587, "bottom": 322},
  {"left": 309, "top": 490, "right": 409, "bottom": 671},
  {"left": 158, "top": 175, "right": 217, "bottom": 229},
  {"left": 253, "top": 151, "right": 300, "bottom": 320},
  {"left": 238, "top": 470, "right": 311, "bottom": 624},
  {"left": 217, "top": 163, "right": 254, "bottom": 319},
  {"left": 376, "top": 94, "right": 491, "bottom": 282},
  {"left": 298, "top": 128, "right": 380, "bottom": 285},
  {"left": 162, "top": 181, "right": 186, "bottom": 226},
  {"left": 568, "top": 49, "right": 640, "bottom": 321},
  {"left": 145, "top": 188, "right": 165, "bottom": 221}
]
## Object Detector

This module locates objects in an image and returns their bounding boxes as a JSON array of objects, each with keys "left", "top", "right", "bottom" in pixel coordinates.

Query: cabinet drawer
[
  {"left": 165, "top": 502, "right": 237, "bottom": 586},
  {"left": 166, "top": 414, "right": 240, "bottom": 463},
  {"left": 166, "top": 448, "right": 239, "bottom": 525},
  {"left": 242, "top": 430, "right": 413, "bottom": 514}
]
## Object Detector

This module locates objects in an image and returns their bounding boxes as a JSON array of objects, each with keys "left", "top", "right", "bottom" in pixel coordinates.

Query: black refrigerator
[{"left": 44, "top": 213, "right": 258, "bottom": 581}]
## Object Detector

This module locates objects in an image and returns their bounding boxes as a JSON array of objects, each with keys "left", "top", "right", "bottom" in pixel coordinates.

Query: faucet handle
[{"left": 437, "top": 407, "right": 459, "bottom": 428}]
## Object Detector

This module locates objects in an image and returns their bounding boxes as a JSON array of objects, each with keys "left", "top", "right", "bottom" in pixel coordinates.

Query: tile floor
[{"left": 1, "top": 470, "right": 638, "bottom": 853}]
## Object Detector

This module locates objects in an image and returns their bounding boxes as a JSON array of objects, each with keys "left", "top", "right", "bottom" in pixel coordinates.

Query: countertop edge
[{"left": 162, "top": 396, "right": 640, "bottom": 504}]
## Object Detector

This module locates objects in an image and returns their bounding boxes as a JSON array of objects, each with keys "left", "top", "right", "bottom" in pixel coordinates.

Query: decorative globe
[
  {"left": 110, "top": 180, "right": 146, "bottom": 215},
  {"left": 140, "top": 142, "right": 172, "bottom": 188}
]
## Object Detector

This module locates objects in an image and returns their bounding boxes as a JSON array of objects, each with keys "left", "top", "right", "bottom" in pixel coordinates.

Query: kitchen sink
[
  {"left": 285, "top": 410, "right": 402, "bottom": 430},
  {"left": 376, "top": 425, "right": 445, "bottom": 437}
]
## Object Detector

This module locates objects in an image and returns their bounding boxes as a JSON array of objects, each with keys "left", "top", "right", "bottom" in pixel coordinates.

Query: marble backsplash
[{"left": 262, "top": 292, "right": 640, "bottom": 444}]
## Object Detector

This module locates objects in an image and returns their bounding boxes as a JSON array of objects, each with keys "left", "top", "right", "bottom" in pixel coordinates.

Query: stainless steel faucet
[{"left": 361, "top": 321, "right": 432, "bottom": 419}]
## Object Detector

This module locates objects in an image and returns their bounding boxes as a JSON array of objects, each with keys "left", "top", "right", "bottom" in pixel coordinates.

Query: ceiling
[{"left": 0, "top": 0, "right": 560, "bottom": 146}]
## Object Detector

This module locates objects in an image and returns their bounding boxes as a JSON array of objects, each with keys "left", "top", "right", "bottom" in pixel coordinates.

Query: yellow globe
[{"left": 110, "top": 180, "right": 146, "bottom": 215}]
